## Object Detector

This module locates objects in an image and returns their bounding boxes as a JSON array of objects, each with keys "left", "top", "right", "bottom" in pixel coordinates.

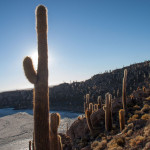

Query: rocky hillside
[
  {"left": 0, "top": 61, "right": 150, "bottom": 112},
  {"left": 66, "top": 85, "right": 150, "bottom": 150}
]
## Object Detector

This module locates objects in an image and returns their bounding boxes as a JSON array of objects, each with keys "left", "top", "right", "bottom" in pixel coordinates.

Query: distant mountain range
[{"left": 0, "top": 60, "right": 150, "bottom": 112}]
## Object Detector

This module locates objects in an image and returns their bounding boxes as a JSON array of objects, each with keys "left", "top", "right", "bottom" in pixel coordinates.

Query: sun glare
[{"left": 30, "top": 50, "right": 54, "bottom": 69}]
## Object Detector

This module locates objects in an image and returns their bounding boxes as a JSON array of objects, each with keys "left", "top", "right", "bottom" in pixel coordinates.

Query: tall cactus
[
  {"left": 23, "top": 5, "right": 50, "bottom": 150},
  {"left": 122, "top": 69, "right": 127, "bottom": 110},
  {"left": 103, "top": 93, "right": 113, "bottom": 132},
  {"left": 119, "top": 109, "right": 125, "bottom": 131},
  {"left": 50, "top": 113, "right": 63, "bottom": 150},
  {"left": 85, "top": 109, "right": 95, "bottom": 136}
]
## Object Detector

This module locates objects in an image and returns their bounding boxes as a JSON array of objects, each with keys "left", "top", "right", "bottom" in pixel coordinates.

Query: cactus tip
[{"left": 36, "top": 5, "right": 47, "bottom": 14}]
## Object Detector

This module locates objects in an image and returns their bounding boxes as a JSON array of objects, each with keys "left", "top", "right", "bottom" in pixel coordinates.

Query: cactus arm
[
  {"left": 23, "top": 57, "right": 37, "bottom": 84},
  {"left": 103, "top": 106, "right": 107, "bottom": 111}
]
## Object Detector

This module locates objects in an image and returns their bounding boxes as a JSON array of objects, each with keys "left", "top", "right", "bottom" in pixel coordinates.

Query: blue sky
[{"left": 0, "top": 0, "right": 150, "bottom": 92}]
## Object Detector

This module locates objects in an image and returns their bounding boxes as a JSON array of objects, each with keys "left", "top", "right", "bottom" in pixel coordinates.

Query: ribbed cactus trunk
[{"left": 23, "top": 5, "right": 50, "bottom": 150}]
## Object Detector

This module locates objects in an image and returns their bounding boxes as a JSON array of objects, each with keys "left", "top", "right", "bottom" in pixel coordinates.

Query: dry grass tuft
[
  {"left": 91, "top": 140, "right": 107, "bottom": 150},
  {"left": 126, "top": 129, "right": 133, "bottom": 137},
  {"left": 133, "top": 105, "right": 140, "bottom": 110},
  {"left": 129, "top": 136, "right": 145, "bottom": 147},
  {"left": 145, "top": 96, "right": 150, "bottom": 101},
  {"left": 141, "top": 114, "right": 150, "bottom": 120},
  {"left": 127, "top": 114, "right": 139, "bottom": 123},
  {"left": 141, "top": 104, "right": 150, "bottom": 113},
  {"left": 134, "top": 110, "right": 143, "bottom": 115}
]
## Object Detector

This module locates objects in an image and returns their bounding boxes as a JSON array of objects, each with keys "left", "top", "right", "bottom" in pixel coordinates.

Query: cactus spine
[
  {"left": 50, "top": 113, "right": 63, "bottom": 150},
  {"left": 103, "top": 93, "right": 113, "bottom": 132},
  {"left": 122, "top": 69, "right": 127, "bottom": 110},
  {"left": 119, "top": 109, "right": 125, "bottom": 131},
  {"left": 23, "top": 5, "right": 50, "bottom": 150}
]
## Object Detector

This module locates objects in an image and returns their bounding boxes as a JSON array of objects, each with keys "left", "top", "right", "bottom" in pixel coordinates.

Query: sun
[
  {"left": 30, "top": 51, "right": 38, "bottom": 69},
  {"left": 30, "top": 50, "right": 54, "bottom": 69}
]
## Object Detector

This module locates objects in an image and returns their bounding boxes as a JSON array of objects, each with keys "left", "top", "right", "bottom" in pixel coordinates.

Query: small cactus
[
  {"left": 103, "top": 93, "right": 113, "bottom": 132},
  {"left": 122, "top": 69, "right": 127, "bottom": 110},
  {"left": 23, "top": 5, "right": 50, "bottom": 150},
  {"left": 119, "top": 109, "right": 125, "bottom": 131},
  {"left": 84, "top": 102, "right": 87, "bottom": 112},
  {"left": 94, "top": 104, "right": 98, "bottom": 111},
  {"left": 32, "top": 132, "right": 35, "bottom": 150},
  {"left": 86, "top": 94, "right": 90, "bottom": 109},
  {"left": 97, "top": 96, "right": 102, "bottom": 109},
  {"left": 143, "top": 86, "right": 146, "bottom": 92},
  {"left": 29, "top": 141, "right": 32, "bottom": 150},
  {"left": 89, "top": 103, "right": 93, "bottom": 114},
  {"left": 50, "top": 113, "right": 63, "bottom": 150}
]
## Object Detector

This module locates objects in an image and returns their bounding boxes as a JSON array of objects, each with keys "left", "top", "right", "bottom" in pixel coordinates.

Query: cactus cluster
[
  {"left": 84, "top": 94, "right": 103, "bottom": 136},
  {"left": 84, "top": 94, "right": 102, "bottom": 113}
]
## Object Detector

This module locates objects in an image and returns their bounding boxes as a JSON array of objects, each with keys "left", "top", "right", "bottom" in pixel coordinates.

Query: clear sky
[{"left": 0, "top": 0, "right": 150, "bottom": 92}]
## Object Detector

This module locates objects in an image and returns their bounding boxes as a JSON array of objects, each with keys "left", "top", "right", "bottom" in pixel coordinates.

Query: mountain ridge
[{"left": 0, "top": 60, "right": 150, "bottom": 112}]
